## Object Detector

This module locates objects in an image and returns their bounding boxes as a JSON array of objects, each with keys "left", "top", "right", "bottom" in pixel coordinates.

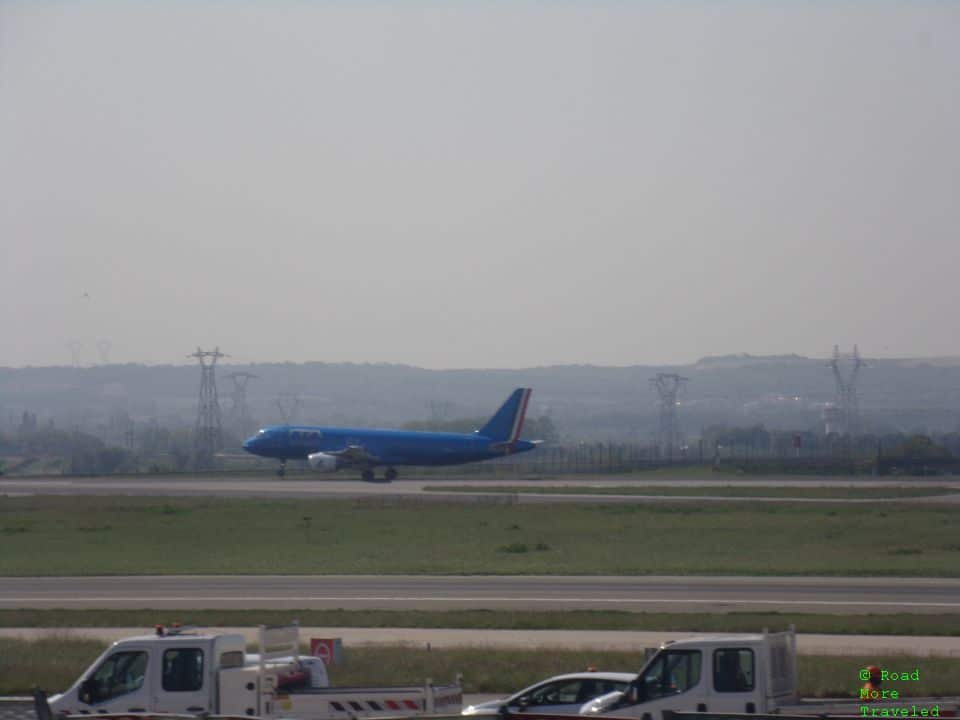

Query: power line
[
  {"left": 225, "top": 371, "right": 258, "bottom": 437},
  {"left": 650, "top": 372, "right": 688, "bottom": 459},
  {"left": 67, "top": 340, "right": 84, "bottom": 368},
  {"left": 276, "top": 392, "right": 302, "bottom": 424},
  {"left": 96, "top": 338, "right": 112, "bottom": 365},
  {"left": 827, "top": 344, "right": 866, "bottom": 435},
  {"left": 189, "top": 347, "right": 227, "bottom": 468}
]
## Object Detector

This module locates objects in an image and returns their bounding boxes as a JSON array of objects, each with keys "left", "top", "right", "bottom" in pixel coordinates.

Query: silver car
[{"left": 462, "top": 672, "right": 636, "bottom": 717}]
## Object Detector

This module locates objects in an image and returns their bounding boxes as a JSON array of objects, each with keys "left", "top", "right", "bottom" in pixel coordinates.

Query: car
[{"left": 461, "top": 671, "right": 637, "bottom": 716}]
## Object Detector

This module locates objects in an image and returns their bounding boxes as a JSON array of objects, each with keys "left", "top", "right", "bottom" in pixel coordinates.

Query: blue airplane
[{"left": 242, "top": 388, "right": 538, "bottom": 481}]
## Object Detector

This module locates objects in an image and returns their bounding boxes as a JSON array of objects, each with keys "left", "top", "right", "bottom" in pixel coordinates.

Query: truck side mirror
[{"left": 79, "top": 679, "right": 96, "bottom": 705}]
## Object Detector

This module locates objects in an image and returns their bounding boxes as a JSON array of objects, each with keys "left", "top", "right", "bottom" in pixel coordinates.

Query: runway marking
[{"left": 2, "top": 596, "right": 959, "bottom": 608}]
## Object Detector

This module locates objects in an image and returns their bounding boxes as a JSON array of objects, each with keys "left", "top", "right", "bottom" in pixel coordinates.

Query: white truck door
[
  {"left": 151, "top": 646, "right": 211, "bottom": 714},
  {"left": 705, "top": 647, "right": 760, "bottom": 713},
  {"left": 608, "top": 649, "right": 707, "bottom": 720},
  {"left": 75, "top": 646, "right": 152, "bottom": 714}
]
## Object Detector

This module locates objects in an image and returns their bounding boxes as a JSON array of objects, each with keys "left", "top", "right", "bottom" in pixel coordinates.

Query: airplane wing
[{"left": 328, "top": 445, "right": 381, "bottom": 466}]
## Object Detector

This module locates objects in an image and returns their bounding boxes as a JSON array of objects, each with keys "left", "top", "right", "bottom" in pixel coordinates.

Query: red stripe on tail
[{"left": 510, "top": 388, "right": 531, "bottom": 449}]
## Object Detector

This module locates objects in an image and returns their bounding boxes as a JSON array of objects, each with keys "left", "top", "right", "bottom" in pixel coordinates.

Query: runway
[
  {"left": 2, "top": 575, "right": 959, "bottom": 613},
  {"left": 2, "top": 474, "right": 960, "bottom": 504}
]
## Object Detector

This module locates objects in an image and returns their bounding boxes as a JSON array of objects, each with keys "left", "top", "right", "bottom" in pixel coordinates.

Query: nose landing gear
[{"left": 277, "top": 459, "right": 287, "bottom": 478}]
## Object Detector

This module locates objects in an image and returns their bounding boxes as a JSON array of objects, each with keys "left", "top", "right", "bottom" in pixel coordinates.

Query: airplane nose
[{"left": 242, "top": 437, "right": 257, "bottom": 452}]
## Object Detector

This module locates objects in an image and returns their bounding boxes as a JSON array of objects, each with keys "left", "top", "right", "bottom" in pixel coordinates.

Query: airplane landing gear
[
  {"left": 277, "top": 459, "right": 287, "bottom": 478},
  {"left": 361, "top": 469, "right": 375, "bottom": 482},
  {"left": 384, "top": 467, "right": 398, "bottom": 482}
]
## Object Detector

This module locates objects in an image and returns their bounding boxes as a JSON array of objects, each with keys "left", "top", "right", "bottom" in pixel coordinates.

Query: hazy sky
[{"left": 2, "top": 2, "right": 958, "bottom": 369}]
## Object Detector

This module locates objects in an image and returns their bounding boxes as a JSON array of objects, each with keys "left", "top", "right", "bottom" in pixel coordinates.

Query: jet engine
[{"left": 307, "top": 452, "right": 341, "bottom": 472}]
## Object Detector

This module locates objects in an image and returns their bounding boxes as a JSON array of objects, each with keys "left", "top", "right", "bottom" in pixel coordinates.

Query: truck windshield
[
  {"left": 638, "top": 650, "right": 701, "bottom": 701},
  {"left": 87, "top": 651, "right": 148, "bottom": 703}
]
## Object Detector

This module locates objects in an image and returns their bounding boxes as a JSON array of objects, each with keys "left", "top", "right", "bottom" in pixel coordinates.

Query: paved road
[
  {"left": 3, "top": 474, "right": 960, "bottom": 504},
  {"left": 2, "top": 575, "right": 959, "bottom": 613}
]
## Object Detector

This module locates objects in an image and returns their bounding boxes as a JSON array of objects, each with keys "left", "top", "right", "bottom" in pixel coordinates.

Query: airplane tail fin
[{"left": 477, "top": 388, "right": 532, "bottom": 445}]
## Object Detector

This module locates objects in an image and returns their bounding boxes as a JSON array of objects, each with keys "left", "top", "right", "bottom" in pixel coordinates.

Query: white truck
[
  {"left": 47, "top": 624, "right": 461, "bottom": 719},
  {"left": 506, "top": 629, "right": 957, "bottom": 720},
  {"left": 575, "top": 629, "right": 799, "bottom": 719}
]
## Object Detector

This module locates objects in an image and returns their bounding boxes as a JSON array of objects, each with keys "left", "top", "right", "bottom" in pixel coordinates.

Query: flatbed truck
[
  {"left": 507, "top": 629, "right": 957, "bottom": 720},
  {"left": 47, "top": 624, "right": 461, "bottom": 720}
]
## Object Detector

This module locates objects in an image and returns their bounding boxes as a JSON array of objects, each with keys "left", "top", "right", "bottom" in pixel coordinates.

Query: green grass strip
[
  {"left": 4, "top": 609, "right": 960, "bottom": 636},
  {"left": 3, "top": 495, "right": 960, "bottom": 576}
]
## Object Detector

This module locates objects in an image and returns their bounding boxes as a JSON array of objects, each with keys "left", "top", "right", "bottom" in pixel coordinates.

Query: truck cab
[
  {"left": 48, "top": 628, "right": 246, "bottom": 717},
  {"left": 47, "top": 624, "right": 458, "bottom": 720},
  {"left": 577, "top": 630, "right": 798, "bottom": 720}
]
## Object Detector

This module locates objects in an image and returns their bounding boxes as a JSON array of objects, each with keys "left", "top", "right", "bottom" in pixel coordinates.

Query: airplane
[{"left": 242, "top": 388, "right": 538, "bottom": 481}]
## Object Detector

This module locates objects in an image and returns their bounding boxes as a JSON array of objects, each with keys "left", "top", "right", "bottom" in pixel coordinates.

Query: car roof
[{"left": 530, "top": 672, "right": 637, "bottom": 684}]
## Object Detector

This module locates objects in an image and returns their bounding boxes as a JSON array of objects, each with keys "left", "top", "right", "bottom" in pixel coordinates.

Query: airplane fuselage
[
  {"left": 243, "top": 388, "right": 536, "bottom": 480},
  {"left": 244, "top": 425, "right": 536, "bottom": 467}
]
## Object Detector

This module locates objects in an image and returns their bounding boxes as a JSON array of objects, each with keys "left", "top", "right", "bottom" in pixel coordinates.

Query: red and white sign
[{"left": 310, "top": 637, "right": 343, "bottom": 665}]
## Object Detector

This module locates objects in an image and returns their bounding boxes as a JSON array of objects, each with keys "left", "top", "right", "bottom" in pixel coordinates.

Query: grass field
[
  {"left": 4, "top": 609, "right": 960, "bottom": 636},
  {"left": 1, "top": 495, "right": 959, "bottom": 576},
  {"left": 426, "top": 485, "right": 956, "bottom": 498},
  {"left": 1, "top": 637, "right": 958, "bottom": 697}
]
